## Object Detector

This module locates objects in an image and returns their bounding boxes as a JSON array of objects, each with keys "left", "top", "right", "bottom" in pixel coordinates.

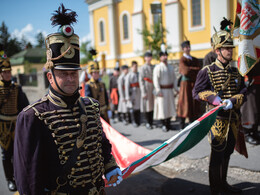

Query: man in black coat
[{"left": 13, "top": 4, "right": 122, "bottom": 195}]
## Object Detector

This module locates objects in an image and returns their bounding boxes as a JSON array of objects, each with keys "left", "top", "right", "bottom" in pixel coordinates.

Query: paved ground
[{"left": 1, "top": 118, "right": 259, "bottom": 195}]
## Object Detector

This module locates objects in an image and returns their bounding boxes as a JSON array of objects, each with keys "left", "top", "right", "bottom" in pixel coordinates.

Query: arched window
[
  {"left": 192, "top": 0, "right": 201, "bottom": 26},
  {"left": 122, "top": 14, "right": 129, "bottom": 40},
  {"left": 99, "top": 20, "right": 105, "bottom": 43}
]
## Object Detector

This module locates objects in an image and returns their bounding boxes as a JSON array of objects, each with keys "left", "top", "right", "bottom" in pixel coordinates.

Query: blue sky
[{"left": 2, "top": 0, "right": 90, "bottom": 45}]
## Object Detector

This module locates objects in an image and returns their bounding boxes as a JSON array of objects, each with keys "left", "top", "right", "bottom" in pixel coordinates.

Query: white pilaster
[
  {"left": 88, "top": 11, "right": 95, "bottom": 47},
  {"left": 165, "top": 1, "right": 182, "bottom": 53},
  {"left": 210, "top": 0, "right": 230, "bottom": 36},
  {"left": 108, "top": 3, "right": 117, "bottom": 59}
]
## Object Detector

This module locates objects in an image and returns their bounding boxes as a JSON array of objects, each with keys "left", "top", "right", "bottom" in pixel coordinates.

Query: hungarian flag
[
  {"left": 233, "top": 0, "right": 260, "bottom": 76},
  {"left": 102, "top": 105, "right": 224, "bottom": 179}
]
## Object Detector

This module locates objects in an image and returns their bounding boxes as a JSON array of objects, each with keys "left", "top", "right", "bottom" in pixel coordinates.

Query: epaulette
[
  {"left": 23, "top": 96, "right": 48, "bottom": 112},
  {"left": 201, "top": 62, "right": 215, "bottom": 71}
]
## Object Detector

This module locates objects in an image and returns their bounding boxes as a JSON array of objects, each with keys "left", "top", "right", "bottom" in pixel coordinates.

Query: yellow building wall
[
  {"left": 91, "top": 0, "right": 239, "bottom": 69},
  {"left": 93, "top": 6, "right": 110, "bottom": 56},
  {"left": 116, "top": 1, "right": 134, "bottom": 54}
]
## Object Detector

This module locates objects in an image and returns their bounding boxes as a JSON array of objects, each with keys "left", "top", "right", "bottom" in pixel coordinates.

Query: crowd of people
[{"left": 0, "top": 4, "right": 259, "bottom": 195}]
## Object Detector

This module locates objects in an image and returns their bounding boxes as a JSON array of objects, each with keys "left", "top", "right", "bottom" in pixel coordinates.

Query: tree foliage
[
  {"left": 0, "top": 21, "right": 22, "bottom": 56},
  {"left": 35, "top": 32, "right": 45, "bottom": 48},
  {"left": 138, "top": 22, "right": 170, "bottom": 60},
  {"left": 80, "top": 41, "right": 95, "bottom": 64}
]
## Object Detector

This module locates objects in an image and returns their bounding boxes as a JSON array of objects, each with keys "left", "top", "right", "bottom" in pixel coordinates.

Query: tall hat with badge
[
  {"left": 212, "top": 17, "right": 235, "bottom": 50},
  {"left": 0, "top": 50, "right": 11, "bottom": 73},
  {"left": 45, "top": 4, "right": 81, "bottom": 71},
  {"left": 87, "top": 49, "right": 100, "bottom": 74}
]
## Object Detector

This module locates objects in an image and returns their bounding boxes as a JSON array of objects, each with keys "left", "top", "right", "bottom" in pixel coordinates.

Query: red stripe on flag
[{"left": 197, "top": 105, "right": 222, "bottom": 122}]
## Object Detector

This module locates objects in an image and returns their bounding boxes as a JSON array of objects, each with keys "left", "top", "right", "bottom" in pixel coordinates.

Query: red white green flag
[
  {"left": 233, "top": 0, "right": 260, "bottom": 76},
  {"left": 102, "top": 105, "right": 224, "bottom": 179}
]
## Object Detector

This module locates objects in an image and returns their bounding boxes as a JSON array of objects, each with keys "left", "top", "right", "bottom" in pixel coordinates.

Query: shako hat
[
  {"left": 212, "top": 17, "right": 235, "bottom": 50},
  {"left": 45, "top": 4, "right": 81, "bottom": 71},
  {"left": 212, "top": 30, "right": 235, "bottom": 50},
  {"left": 87, "top": 61, "right": 99, "bottom": 74},
  {"left": 0, "top": 50, "right": 11, "bottom": 72}
]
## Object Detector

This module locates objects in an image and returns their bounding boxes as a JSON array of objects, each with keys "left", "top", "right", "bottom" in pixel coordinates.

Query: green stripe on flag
[{"left": 165, "top": 106, "right": 222, "bottom": 161}]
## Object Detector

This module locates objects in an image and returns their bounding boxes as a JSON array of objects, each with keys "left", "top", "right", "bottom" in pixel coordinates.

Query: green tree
[
  {"left": 0, "top": 21, "right": 22, "bottom": 56},
  {"left": 80, "top": 41, "right": 94, "bottom": 64},
  {"left": 35, "top": 32, "right": 45, "bottom": 48},
  {"left": 138, "top": 22, "right": 169, "bottom": 60}
]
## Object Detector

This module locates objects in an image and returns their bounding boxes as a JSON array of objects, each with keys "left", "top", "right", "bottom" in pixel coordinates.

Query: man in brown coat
[{"left": 177, "top": 41, "right": 201, "bottom": 129}]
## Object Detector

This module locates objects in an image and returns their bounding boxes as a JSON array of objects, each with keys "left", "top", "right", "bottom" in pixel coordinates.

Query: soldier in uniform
[
  {"left": 139, "top": 52, "right": 154, "bottom": 129},
  {"left": 177, "top": 40, "right": 201, "bottom": 129},
  {"left": 109, "top": 67, "right": 120, "bottom": 123},
  {"left": 153, "top": 51, "right": 178, "bottom": 132},
  {"left": 85, "top": 61, "right": 110, "bottom": 124},
  {"left": 13, "top": 5, "right": 122, "bottom": 195},
  {"left": 193, "top": 30, "right": 246, "bottom": 194},
  {"left": 0, "top": 50, "right": 29, "bottom": 191},
  {"left": 125, "top": 61, "right": 141, "bottom": 127}
]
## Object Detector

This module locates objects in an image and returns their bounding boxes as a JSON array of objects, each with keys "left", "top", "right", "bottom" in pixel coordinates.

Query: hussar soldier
[
  {"left": 0, "top": 49, "right": 29, "bottom": 191},
  {"left": 177, "top": 40, "right": 201, "bottom": 129},
  {"left": 117, "top": 65, "right": 130, "bottom": 125},
  {"left": 193, "top": 29, "right": 246, "bottom": 194},
  {"left": 85, "top": 61, "right": 110, "bottom": 124},
  {"left": 125, "top": 61, "right": 141, "bottom": 127},
  {"left": 153, "top": 51, "right": 178, "bottom": 132},
  {"left": 14, "top": 4, "right": 122, "bottom": 195},
  {"left": 139, "top": 51, "right": 154, "bottom": 129}
]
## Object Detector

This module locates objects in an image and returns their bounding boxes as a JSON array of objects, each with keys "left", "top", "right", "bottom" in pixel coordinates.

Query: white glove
[
  {"left": 107, "top": 110, "right": 112, "bottom": 118},
  {"left": 223, "top": 99, "right": 233, "bottom": 110},
  {"left": 212, "top": 96, "right": 222, "bottom": 106},
  {"left": 105, "top": 168, "right": 123, "bottom": 187}
]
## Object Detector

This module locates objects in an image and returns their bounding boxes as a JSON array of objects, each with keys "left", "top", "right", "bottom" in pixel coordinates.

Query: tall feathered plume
[
  {"left": 51, "top": 4, "right": 78, "bottom": 27},
  {"left": 220, "top": 17, "right": 233, "bottom": 31}
]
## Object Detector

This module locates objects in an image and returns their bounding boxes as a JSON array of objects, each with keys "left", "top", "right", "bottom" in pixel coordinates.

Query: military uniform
[
  {"left": 13, "top": 5, "right": 119, "bottom": 195},
  {"left": 125, "top": 70, "right": 141, "bottom": 126},
  {"left": 193, "top": 30, "right": 246, "bottom": 194},
  {"left": 85, "top": 62, "right": 110, "bottom": 124},
  {"left": 139, "top": 61, "right": 154, "bottom": 129},
  {"left": 0, "top": 51, "right": 29, "bottom": 191},
  {"left": 14, "top": 89, "right": 117, "bottom": 195}
]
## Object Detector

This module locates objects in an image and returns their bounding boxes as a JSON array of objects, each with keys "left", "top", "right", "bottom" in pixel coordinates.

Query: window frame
[
  {"left": 120, "top": 11, "right": 131, "bottom": 44},
  {"left": 98, "top": 18, "right": 106, "bottom": 46},
  {"left": 188, "top": 0, "right": 205, "bottom": 32}
]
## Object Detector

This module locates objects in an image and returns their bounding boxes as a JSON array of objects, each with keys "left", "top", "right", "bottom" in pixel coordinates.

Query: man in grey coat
[
  {"left": 139, "top": 52, "right": 154, "bottom": 129},
  {"left": 125, "top": 61, "right": 141, "bottom": 127}
]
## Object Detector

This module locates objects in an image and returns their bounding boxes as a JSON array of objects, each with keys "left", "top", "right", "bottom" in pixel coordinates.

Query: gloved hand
[
  {"left": 212, "top": 96, "right": 222, "bottom": 106},
  {"left": 105, "top": 168, "right": 123, "bottom": 187},
  {"left": 223, "top": 99, "right": 233, "bottom": 110}
]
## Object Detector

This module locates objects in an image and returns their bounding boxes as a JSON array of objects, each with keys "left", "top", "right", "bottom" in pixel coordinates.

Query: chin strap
[
  {"left": 219, "top": 48, "right": 231, "bottom": 62},
  {"left": 51, "top": 69, "right": 79, "bottom": 96}
]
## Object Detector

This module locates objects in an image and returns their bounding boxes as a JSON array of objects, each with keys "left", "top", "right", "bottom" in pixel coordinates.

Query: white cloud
[
  {"left": 11, "top": 24, "right": 35, "bottom": 44},
  {"left": 11, "top": 24, "right": 49, "bottom": 46},
  {"left": 80, "top": 33, "right": 92, "bottom": 45}
]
